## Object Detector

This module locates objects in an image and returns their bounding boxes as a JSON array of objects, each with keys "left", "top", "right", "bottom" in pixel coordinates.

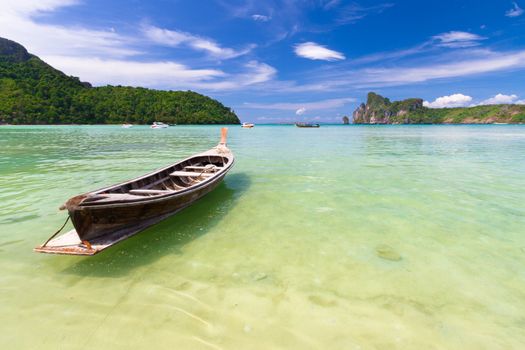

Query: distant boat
[
  {"left": 242, "top": 122, "right": 254, "bottom": 128},
  {"left": 122, "top": 123, "right": 133, "bottom": 128},
  {"left": 151, "top": 122, "right": 169, "bottom": 129},
  {"left": 295, "top": 122, "right": 320, "bottom": 128},
  {"left": 34, "top": 128, "right": 234, "bottom": 256}
]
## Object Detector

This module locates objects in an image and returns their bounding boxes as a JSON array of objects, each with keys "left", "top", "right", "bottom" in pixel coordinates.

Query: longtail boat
[
  {"left": 295, "top": 122, "right": 320, "bottom": 128},
  {"left": 35, "top": 128, "right": 234, "bottom": 256}
]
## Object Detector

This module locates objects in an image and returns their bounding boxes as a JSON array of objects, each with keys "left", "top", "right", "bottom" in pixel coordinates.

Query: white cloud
[
  {"left": 244, "top": 97, "right": 355, "bottom": 111},
  {"left": 143, "top": 25, "right": 255, "bottom": 59},
  {"left": 478, "top": 93, "right": 519, "bottom": 105},
  {"left": 0, "top": 0, "right": 139, "bottom": 58},
  {"left": 294, "top": 42, "right": 345, "bottom": 61},
  {"left": 295, "top": 107, "right": 306, "bottom": 115},
  {"left": 251, "top": 14, "right": 271, "bottom": 22},
  {"left": 506, "top": 2, "right": 524, "bottom": 17},
  {"left": 404, "top": 93, "right": 525, "bottom": 109},
  {"left": 423, "top": 94, "right": 473, "bottom": 108},
  {"left": 433, "top": 31, "right": 486, "bottom": 48}
]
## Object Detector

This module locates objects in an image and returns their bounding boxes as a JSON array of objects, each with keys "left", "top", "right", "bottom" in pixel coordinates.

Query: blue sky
[{"left": 2, "top": 0, "right": 525, "bottom": 122}]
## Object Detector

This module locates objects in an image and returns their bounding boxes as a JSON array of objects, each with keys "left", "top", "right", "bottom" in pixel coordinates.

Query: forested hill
[{"left": 0, "top": 37, "right": 240, "bottom": 125}]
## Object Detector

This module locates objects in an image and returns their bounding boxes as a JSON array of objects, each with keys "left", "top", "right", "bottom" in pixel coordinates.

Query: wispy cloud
[
  {"left": 251, "top": 14, "right": 271, "bottom": 22},
  {"left": 217, "top": 0, "right": 393, "bottom": 40},
  {"left": 356, "top": 50, "right": 525, "bottom": 85},
  {"left": 43, "top": 56, "right": 225, "bottom": 87},
  {"left": 294, "top": 42, "right": 345, "bottom": 61},
  {"left": 423, "top": 94, "right": 473, "bottom": 108},
  {"left": 339, "top": 31, "right": 485, "bottom": 66},
  {"left": 277, "top": 48, "right": 525, "bottom": 92},
  {"left": 347, "top": 43, "right": 430, "bottom": 65},
  {"left": 322, "top": 0, "right": 341, "bottom": 10},
  {"left": 143, "top": 25, "right": 255, "bottom": 59},
  {"left": 43, "top": 56, "right": 276, "bottom": 91},
  {"left": 244, "top": 97, "right": 355, "bottom": 111},
  {"left": 333, "top": 3, "right": 394, "bottom": 25},
  {"left": 433, "top": 31, "right": 486, "bottom": 48},
  {"left": 506, "top": 2, "right": 524, "bottom": 17}
]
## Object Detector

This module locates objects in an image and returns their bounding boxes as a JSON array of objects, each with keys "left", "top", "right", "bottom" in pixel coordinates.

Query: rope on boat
[
  {"left": 41, "top": 215, "right": 70, "bottom": 248},
  {"left": 188, "top": 164, "right": 217, "bottom": 185}
]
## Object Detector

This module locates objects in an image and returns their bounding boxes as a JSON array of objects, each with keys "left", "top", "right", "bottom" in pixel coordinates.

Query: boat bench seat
[
  {"left": 170, "top": 171, "right": 213, "bottom": 177},
  {"left": 129, "top": 189, "right": 173, "bottom": 195},
  {"left": 184, "top": 165, "right": 222, "bottom": 172},
  {"left": 83, "top": 193, "right": 145, "bottom": 202}
]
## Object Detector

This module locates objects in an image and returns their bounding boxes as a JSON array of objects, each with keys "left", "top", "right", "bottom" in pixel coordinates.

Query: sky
[{"left": 1, "top": 0, "right": 525, "bottom": 123}]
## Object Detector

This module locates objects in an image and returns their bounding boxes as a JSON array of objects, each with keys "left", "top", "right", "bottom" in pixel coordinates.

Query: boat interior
[{"left": 80, "top": 155, "right": 229, "bottom": 204}]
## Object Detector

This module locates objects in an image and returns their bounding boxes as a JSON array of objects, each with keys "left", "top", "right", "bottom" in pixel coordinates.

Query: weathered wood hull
[{"left": 69, "top": 171, "right": 226, "bottom": 241}]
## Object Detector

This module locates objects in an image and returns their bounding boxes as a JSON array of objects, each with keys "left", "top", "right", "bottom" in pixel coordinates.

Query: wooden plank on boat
[
  {"left": 33, "top": 226, "right": 148, "bottom": 256},
  {"left": 169, "top": 171, "right": 213, "bottom": 177},
  {"left": 129, "top": 189, "right": 173, "bottom": 195},
  {"left": 184, "top": 166, "right": 221, "bottom": 171}
]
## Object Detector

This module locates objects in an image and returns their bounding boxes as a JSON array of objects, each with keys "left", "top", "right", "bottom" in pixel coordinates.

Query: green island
[
  {"left": 353, "top": 92, "right": 525, "bottom": 124},
  {"left": 0, "top": 37, "right": 240, "bottom": 125}
]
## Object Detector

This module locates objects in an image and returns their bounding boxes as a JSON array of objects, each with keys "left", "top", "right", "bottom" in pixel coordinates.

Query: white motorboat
[{"left": 151, "top": 122, "right": 169, "bottom": 129}]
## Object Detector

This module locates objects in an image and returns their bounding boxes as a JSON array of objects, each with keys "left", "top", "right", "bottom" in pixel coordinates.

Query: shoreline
[{"left": 1, "top": 123, "right": 524, "bottom": 127}]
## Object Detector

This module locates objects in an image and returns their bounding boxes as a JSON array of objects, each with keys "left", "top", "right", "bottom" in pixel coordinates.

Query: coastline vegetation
[{"left": 353, "top": 92, "right": 525, "bottom": 124}]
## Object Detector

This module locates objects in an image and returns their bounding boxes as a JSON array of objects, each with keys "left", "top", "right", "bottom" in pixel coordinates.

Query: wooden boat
[
  {"left": 34, "top": 128, "right": 234, "bottom": 256},
  {"left": 241, "top": 122, "right": 254, "bottom": 128},
  {"left": 295, "top": 122, "right": 320, "bottom": 128}
]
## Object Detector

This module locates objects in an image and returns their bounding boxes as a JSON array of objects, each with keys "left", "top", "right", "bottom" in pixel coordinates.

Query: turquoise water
[{"left": 1, "top": 125, "right": 524, "bottom": 349}]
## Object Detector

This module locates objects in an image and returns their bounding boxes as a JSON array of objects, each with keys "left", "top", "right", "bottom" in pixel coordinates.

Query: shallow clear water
[{"left": 1, "top": 125, "right": 524, "bottom": 349}]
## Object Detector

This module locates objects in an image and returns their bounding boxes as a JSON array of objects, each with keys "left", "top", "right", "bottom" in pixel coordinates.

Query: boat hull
[{"left": 70, "top": 171, "right": 226, "bottom": 242}]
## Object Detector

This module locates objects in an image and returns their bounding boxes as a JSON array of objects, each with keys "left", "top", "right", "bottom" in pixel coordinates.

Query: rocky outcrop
[
  {"left": 353, "top": 92, "right": 424, "bottom": 124},
  {"left": 0, "top": 38, "right": 32, "bottom": 62}
]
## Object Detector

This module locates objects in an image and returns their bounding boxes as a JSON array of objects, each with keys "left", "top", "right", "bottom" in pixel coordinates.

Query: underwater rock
[
  {"left": 174, "top": 281, "right": 192, "bottom": 291},
  {"left": 375, "top": 244, "right": 402, "bottom": 262},
  {"left": 251, "top": 272, "right": 268, "bottom": 281},
  {"left": 308, "top": 295, "right": 337, "bottom": 307}
]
